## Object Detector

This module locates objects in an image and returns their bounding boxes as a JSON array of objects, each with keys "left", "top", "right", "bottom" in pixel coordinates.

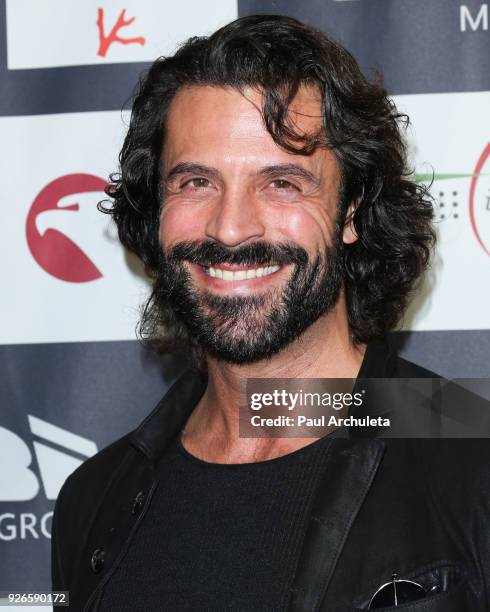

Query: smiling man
[
  {"left": 159, "top": 84, "right": 351, "bottom": 374},
  {"left": 52, "top": 15, "right": 490, "bottom": 611}
]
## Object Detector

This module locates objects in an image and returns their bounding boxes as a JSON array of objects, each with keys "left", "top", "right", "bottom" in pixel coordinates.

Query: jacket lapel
[
  {"left": 287, "top": 340, "right": 394, "bottom": 609},
  {"left": 288, "top": 438, "right": 386, "bottom": 611}
]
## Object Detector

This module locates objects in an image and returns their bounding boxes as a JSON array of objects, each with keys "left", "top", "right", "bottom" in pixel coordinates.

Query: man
[{"left": 52, "top": 15, "right": 489, "bottom": 611}]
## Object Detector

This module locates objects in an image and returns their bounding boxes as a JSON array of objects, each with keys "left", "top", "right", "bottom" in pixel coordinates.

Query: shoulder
[
  {"left": 57, "top": 431, "right": 134, "bottom": 510},
  {"left": 358, "top": 338, "right": 441, "bottom": 379},
  {"left": 416, "top": 439, "right": 490, "bottom": 559},
  {"left": 416, "top": 439, "right": 490, "bottom": 490},
  {"left": 392, "top": 355, "right": 440, "bottom": 378},
  {"left": 379, "top": 439, "right": 490, "bottom": 548}
]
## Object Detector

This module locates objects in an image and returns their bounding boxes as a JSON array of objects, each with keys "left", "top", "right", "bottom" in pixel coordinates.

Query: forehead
[{"left": 163, "top": 84, "right": 336, "bottom": 174}]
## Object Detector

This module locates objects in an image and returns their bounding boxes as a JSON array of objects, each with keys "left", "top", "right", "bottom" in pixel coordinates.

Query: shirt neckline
[{"left": 174, "top": 431, "right": 332, "bottom": 469}]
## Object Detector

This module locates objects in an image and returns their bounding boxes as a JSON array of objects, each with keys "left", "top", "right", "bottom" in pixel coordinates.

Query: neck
[{"left": 181, "top": 295, "right": 366, "bottom": 463}]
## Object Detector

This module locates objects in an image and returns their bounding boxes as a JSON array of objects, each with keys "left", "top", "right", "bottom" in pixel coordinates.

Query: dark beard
[{"left": 153, "top": 233, "right": 345, "bottom": 365}]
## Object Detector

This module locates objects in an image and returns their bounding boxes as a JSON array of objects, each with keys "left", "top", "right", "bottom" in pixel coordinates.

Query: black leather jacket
[{"left": 51, "top": 340, "right": 490, "bottom": 611}]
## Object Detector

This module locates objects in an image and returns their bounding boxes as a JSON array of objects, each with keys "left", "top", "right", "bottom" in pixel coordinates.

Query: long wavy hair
[{"left": 100, "top": 14, "right": 436, "bottom": 367}]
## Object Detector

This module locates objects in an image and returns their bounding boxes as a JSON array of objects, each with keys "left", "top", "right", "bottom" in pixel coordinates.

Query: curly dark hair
[{"left": 100, "top": 14, "right": 435, "bottom": 364}]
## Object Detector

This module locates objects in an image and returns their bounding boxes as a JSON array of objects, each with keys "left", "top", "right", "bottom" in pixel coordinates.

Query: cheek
[
  {"left": 159, "top": 204, "right": 206, "bottom": 247},
  {"left": 271, "top": 206, "right": 332, "bottom": 250}
]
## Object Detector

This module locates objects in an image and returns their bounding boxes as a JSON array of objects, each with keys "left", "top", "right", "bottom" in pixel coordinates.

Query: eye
[
  {"left": 270, "top": 179, "right": 300, "bottom": 191},
  {"left": 183, "top": 177, "right": 211, "bottom": 189}
]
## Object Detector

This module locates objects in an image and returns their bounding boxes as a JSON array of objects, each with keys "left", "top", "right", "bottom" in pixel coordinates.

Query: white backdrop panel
[
  {"left": 1, "top": 110, "right": 151, "bottom": 344},
  {"left": 7, "top": 0, "right": 238, "bottom": 69},
  {"left": 395, "top": 91, "right": 490, "bottom": 331}
]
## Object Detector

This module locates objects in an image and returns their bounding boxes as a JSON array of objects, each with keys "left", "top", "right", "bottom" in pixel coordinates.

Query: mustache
[{"left": 164, "top": 240, "right": 309, "bottom": 268}]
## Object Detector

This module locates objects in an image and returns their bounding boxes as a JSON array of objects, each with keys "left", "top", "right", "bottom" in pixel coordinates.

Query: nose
[{"left": 204, "top": 186, "right": 266, "bottom": 247}]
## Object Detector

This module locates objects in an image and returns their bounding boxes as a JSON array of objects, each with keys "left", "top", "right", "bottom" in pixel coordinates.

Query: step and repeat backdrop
[{"left": 0, "top": 0, "right": 489, "bottom": 603}]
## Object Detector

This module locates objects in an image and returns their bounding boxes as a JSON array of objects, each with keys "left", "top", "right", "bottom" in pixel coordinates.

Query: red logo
[
  {"left": 469, "top": 143, "right": 490, "bottom": 256},
  {"left": 96, "top": 8, "right": 146, "bottom": 58},
  {"left": 26, "top": 174, "right": 108, "bottom": 283}
]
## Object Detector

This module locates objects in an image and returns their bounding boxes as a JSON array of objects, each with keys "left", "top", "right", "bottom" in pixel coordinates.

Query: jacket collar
[
  {"left": 288, "top": 438, "right": 385, "bottom": 610},
  {"left": 129, "top": 338, "right": 396, "bottom": 465},
  {"left": 130, "top": 367, "right": 207, "bottom": 465},
  {"left": 356, "top": 337, "right": 397, "bottom": 379}
]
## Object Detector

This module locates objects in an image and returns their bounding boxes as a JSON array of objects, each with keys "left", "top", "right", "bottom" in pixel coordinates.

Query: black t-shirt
[{"left": 100, "top": 434, "right": 333, "bottom": 611}]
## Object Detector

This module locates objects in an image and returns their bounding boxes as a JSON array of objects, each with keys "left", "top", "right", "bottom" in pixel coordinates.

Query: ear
[{"left": 342, "top": 201, "right": 358, "bottom": 245}]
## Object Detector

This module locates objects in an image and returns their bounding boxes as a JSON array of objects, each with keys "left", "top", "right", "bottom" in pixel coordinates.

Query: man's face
[{"left": 158, "top": 85, "right": 355, "bottom": 364}]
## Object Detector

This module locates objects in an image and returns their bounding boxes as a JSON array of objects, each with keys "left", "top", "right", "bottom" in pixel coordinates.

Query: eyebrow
[
  {"left": 258, "top": 164, "right": 320, "bottom": 187},
  {"left": 164, "top": 162, "right": 320, "bottom": 186},
  {"left": 164, "top": 162, "right": 220, "bottom": 183}
]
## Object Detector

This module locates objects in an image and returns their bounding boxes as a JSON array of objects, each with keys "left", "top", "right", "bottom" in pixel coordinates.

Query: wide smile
[
  {"left": 189, "top": 262, "right": 289, "bottom": 293},
  {"left": 205, "top": 264, "right": 280, "bottom": 281}
]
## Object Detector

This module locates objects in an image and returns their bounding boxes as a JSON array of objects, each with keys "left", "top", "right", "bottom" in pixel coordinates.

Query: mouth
[
  {"left": 187, "top": 261, "right": 288, "bottom": 291},
  {"left": 203, "top": 264, "right": 281, "bottom": 281}
]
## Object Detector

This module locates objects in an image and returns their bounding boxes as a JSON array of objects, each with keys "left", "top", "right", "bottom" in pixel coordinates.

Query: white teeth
[{"left": 206, "top": 265, "right": 280, "bottom": 281}]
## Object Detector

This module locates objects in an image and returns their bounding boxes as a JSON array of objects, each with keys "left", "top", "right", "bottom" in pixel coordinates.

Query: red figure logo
[
  {"left": 96, "top": 8, "right": 146, "bottom": 57},
  {"left": 26, "top": 174, "right": 108, "bottom": 283},
  {"left": 469, "top": 143, "right": 490, "bottom": 256}
]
